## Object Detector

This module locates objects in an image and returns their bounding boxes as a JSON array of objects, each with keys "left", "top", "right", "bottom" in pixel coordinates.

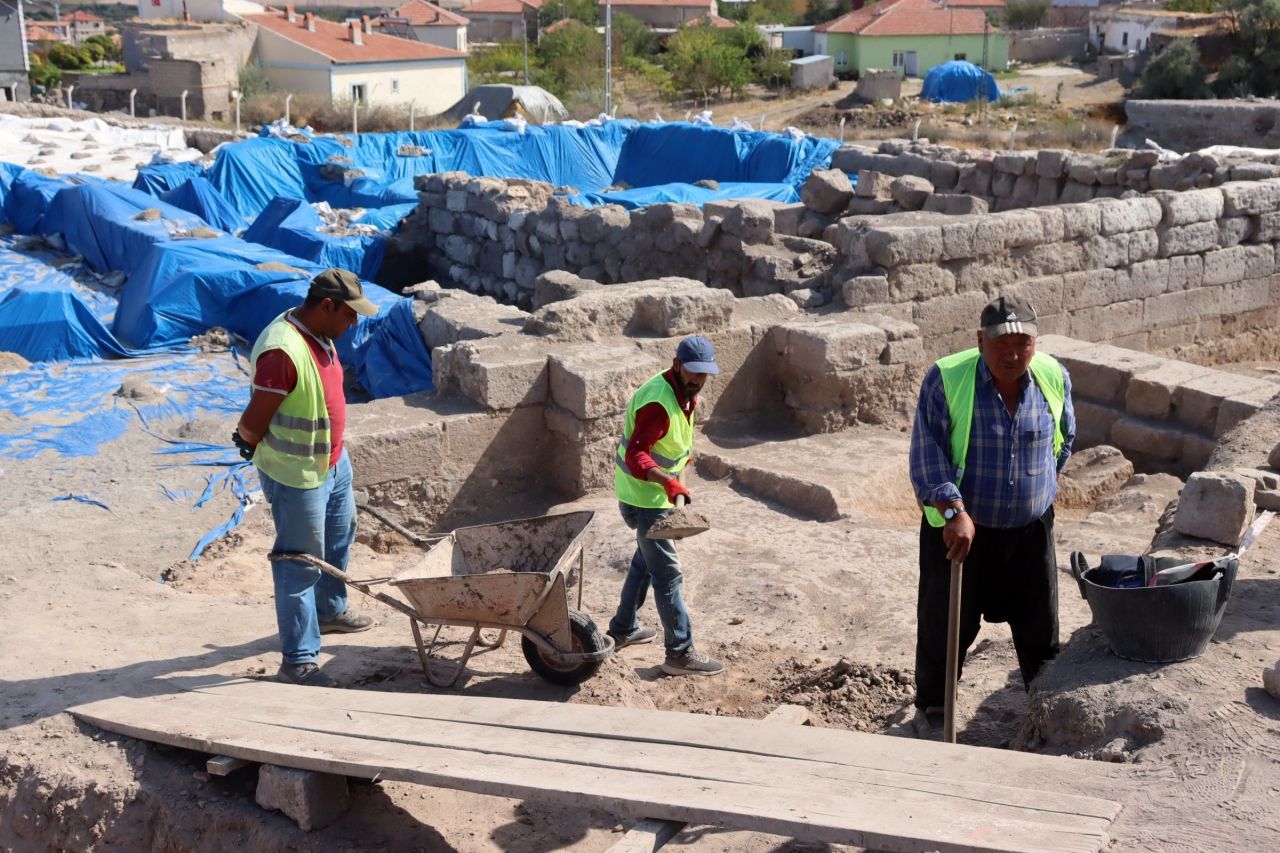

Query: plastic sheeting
[
  {"left": 569, "top": 180, "right": 800, "bottom": 209},
  {"left": 133, "top": 160, "right": 206, "bottom": 196},
  {"left": 920, "top": 60, "right": 1001, "bottom": 104},
  {"left": 242, "top": 197, "right": 386, "bottom": 281},
  {"left": 160, "top": 177, "right": 248, "bottom": 234},
  {"left": 610, "top": 123, "right": 841, "bottom": 191}
]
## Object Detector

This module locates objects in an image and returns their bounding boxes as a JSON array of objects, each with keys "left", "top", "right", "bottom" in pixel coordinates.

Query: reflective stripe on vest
[
  {"left": 614, "top": 372, "right": 695, "bottom": 510},
  {"left": 922, "top": 348, "right": 1066, "bottom": 528},
  {"left": 249, "top": 311, "right": 333, "bottom": 490}
]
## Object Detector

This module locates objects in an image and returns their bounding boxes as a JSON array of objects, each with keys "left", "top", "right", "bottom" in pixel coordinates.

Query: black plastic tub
[{"left": 1070, "top": 552, "right": 1238, "bottom": 664}]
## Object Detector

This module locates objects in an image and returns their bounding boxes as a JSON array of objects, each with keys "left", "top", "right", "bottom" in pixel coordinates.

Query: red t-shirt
[
  {"left": 252, "top": 314, "right": 345, "bottom": 469},
  {"left": 624, "top": 369, "right": 696, "bottom": 478}
]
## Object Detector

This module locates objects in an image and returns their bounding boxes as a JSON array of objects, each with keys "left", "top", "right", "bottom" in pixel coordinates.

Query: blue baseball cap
[{"left": 675, "top": 335, "right": 720, "bottom": 375}]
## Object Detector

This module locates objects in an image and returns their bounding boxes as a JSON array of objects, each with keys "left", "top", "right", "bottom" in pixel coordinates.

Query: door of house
[{"left": 904, "top": 51, "right": 919, "bottom": 77}]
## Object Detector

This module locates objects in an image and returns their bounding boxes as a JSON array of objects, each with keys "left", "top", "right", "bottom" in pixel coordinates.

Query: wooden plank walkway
[{"left": 69, "top": 678, "right": 1124, "bottom": 853}]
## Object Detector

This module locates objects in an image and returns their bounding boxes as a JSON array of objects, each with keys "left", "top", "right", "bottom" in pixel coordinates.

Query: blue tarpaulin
[
  {"left": 569, "top": 180, "right": 800, "bottom": 209},
  {"left": 242, "top": 196, "right": 387, "bottom": 281},
  {"left": 920, "top": 60, "right": 1001, "bottom": 104},
  {"left": 133, "top": 160, "right": 206, "bottom": 196},
  {"left": 160, "top": 177, "right": 248, "bottom": 234}
]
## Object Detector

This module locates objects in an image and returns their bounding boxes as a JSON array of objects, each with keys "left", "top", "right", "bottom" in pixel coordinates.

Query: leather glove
[
  {"left": 663, "top": 478, "right": 692, "bottom": 504},
  {"left": 232, "top": 429, "right": 256, "bottom": 462}
]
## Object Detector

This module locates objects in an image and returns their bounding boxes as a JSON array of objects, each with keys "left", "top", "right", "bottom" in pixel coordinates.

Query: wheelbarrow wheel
[{"left": 522, "top": 610, "right": 606, "bottom": 686}]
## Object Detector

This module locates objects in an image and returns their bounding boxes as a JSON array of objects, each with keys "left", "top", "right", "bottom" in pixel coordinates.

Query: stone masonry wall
[
  {"left": 833, "top": 183, "right": 1280, "bottom": 358},
  {"left": 398, "top": 173, "right": 834, "bottom": 308}
]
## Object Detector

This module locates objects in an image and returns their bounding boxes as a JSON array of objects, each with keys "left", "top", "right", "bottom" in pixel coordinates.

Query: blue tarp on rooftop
[{"left": 920, "top": 60, "right": 1001, "bottom": 104}]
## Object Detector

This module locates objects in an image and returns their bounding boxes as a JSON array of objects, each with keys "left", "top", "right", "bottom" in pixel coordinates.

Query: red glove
[{"left": 664, "top": 478, "right": 692, "bottom": 504}]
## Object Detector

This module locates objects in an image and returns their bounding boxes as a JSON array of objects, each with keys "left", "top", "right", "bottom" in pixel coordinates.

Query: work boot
[
  {"left": 319, "top": 610, "right": 375, "bottom": 634},
  {"left": 276, "top": 662, "right": 340, "bottom": 689},
  {"left": 607, "top": 625, "right": 657, "bottom": 649},
  {"left": 908, "top": 707, "right": 945, "bottom": 741},
  {"left": 660, "top": 647, "right": 724, "bottom": 677}
]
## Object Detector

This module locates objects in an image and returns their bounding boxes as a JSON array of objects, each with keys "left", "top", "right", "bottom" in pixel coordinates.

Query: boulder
[
  {"left": 1056, "top": 445, "right": 1135, "bottom": 510},
  {"left": 1172, "top": 471, "right": 1255, "bottom": 547},
  {"left": 889, "top": 175, "right": 935, "bottom": 211},
  {"left": 800, "top": 168, "right": 855, "bottom": 215}
]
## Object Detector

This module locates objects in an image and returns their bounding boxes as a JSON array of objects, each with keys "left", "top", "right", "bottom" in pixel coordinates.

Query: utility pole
[
  {"left": 604, "top": 0, "right": 612, "bottom": 115},
  {"left": 523, "top": 18, "right": 530, "bottom": 84}
]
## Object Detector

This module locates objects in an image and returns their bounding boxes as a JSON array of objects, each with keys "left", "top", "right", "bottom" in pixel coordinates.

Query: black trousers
[{"left": 913, "top": 506, "right": 1059, "bottom": 711}]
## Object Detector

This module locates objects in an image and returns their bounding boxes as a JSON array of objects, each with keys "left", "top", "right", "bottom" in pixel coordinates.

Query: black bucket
[{"left": 1070, "top": 552, "right": 1238, "bottom": 664}]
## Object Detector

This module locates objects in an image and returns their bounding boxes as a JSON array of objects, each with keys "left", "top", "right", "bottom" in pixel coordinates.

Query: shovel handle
[{"left": 943, "top": 557, "right": 963, "bottom": 745}]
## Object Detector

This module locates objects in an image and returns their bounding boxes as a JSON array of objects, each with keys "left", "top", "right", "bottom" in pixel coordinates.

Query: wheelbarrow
[{"left": 271, "top": 510, "right": 614, "bottom": 688}]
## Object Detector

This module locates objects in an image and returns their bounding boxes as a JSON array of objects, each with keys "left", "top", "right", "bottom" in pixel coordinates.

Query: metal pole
[
  {"left": 285, "top": 92, "right": 293, "bottom": 126},
  {"left": 409, "top": 99, "right": 415, "bottom": 131},
  {"left": 352, "top": 97, "right": 358, "bottom": 135},
  {"left": 66, "top": 84, "right": 74, "bottom": 110},
  {"left": 604, "top": 0, "right": 613, "bottom": 115},
  {"left": 943, "top": 557, "right": 963, "bottom": 745},
  {"left": 523, "top": 22, "right": 530, "bottom": 85},
  {"left": 231, "top": 90, "right": 241, "bottom": 134},
  {"left": 180, "top": 89, "right": 188, "bottom": 122},
  {"left": 128, "top": 88, "right": 137, "bottom": 117}
]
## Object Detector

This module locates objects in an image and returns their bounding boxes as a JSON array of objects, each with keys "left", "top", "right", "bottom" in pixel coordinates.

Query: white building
[
  {"left": 380, "top": 0, "right": 469, "bottom": 53},
  {"left": 759, "top": 25, "right": 815, "bottom": 57},
  {"left": 1088, "top": 7, "right": 1223, "bottom": 55}
]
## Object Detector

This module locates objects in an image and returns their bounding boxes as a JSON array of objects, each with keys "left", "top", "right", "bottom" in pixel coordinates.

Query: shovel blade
[{"left": 645, "top": 507, "right": 711, "bottom": 540}]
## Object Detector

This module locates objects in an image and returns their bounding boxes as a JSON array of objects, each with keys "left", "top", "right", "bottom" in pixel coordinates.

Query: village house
[
  {"left": 814, "top": 0, "right": 1007, "bottom": 77},
  {"left": 2, "top": 0, "right": 30, "bottom": 102},
  {"left": 684, "top": 11, "right": 736, "bottom": 28},
  {"left": 1088, "top": 6, "right": 1227, "bottom": 56},
  {"left": 246, "top": 7, "right": 467, "bottom": 112},
  {"left": 464, "top": 0, "right": 539, "bottom": 44},
  {"left": 63, "top": 9, "right": 107, "bottom": 45},
  {"left": 26, "top": 18, "right": 68, "bottom": 45},
  {"left": 598, "top": 0, "right": 718, "bottom": 30},
  {"left": 380, "top": 0, "right": 469, "bottom": 53}
]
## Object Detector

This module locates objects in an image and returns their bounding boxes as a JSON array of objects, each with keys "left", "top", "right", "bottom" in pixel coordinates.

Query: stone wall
[
  {"left": 397, "top": 172, "right": 833, "bottom": 307},
  {"left": 1040, "top": 335, "right": 1280, "bottom": 476},
  {"left": 1009, "top": 29, "right": 1088, "bottom": 64},
  {"left": 1124, "top": 100, "right": 1280, "bottom": 151},
  {"left": 833, "top": 183, "right": 1280, "bottom": 358}
]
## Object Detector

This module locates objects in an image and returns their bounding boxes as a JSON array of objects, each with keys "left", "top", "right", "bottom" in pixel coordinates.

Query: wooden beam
[
  {"left": 206, "top": 755, "right": 251, "bottom": 776},
  {"left": 606, "top": 704, "right": 813, "bottom": 853}
]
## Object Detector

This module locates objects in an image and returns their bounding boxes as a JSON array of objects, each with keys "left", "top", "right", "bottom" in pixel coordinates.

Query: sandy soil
[{"left": 3, "top": 342, "right": 1280, "bottom": 850}]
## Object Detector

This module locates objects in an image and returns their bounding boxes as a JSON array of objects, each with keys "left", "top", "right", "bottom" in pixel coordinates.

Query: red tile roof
[
  {"left": 391, "top": 0, "right": 470, "bottom": 26},
  {"left": 684, "top": 12, "right": 736, "bottom": 27},
  {"left": 816, "top": 0, "right": 996, "bottom": 36},
  {"left": 943, "top": 0, "right": 1005, "bottom": 5},
  {"left": 63, "top": 10, "right": 103, "bottom": 23},
  {"left": 247, "top": 12, "right": 465, "bottom": 62},
  {"left": 27, "top": 26, "right": 65, "bottom": 42},
  {"left": 464, "top": 0, "right": 541, "bottom": 14},
  {"left": 599, "top": 0, "right": 713, "bottom": 6},
  {"left": 542, "top": 17, "right": 577, "bottom": 33}
]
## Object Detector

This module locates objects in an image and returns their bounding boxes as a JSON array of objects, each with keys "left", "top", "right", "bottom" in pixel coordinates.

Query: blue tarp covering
[
  {"left": 0, "top": 162, "right": 24, "bottom": 225},
  {"left": 5, "top": 170, "right": 78, "bottom": 234},
  {"left": 133, "top": 160, "right": 206, "bottom": 196},
  {"left": 160, "top": 177, "right": 248, "bottom": 234},
  {"left": 569, "top": 180, "right": 801, "bottom": 209},
  {"left": 920, "top": 60, "right": 1001, "bottom": 104},
  {"left": 242, "top": 196, "right": 386, "bottom": 282},
  {"left": 611, "top": 124, "right": 840, "bottom": 191}
]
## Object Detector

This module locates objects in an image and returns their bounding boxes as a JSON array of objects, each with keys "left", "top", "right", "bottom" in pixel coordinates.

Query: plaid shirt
[{"left": 909, "top": 356, "right": 1075, "bottom": 529}]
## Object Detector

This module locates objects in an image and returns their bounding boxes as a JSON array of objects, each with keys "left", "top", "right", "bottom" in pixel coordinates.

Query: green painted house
[{"left": 814, "top": 0, "right": 1009, "bottom": 78}]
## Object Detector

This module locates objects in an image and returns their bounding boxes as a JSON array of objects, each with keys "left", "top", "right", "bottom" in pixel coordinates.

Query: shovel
[
  {"left": 646, "top": 472, "right": 711, "bottom": 541},
  {"left": 943, "top": 557, "right": 963, "bottom": 744}
]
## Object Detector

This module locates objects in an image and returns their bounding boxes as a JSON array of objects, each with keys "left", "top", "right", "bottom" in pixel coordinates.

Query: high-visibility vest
[
  {"left": 614, "top": 372, "right": 694, "bottom": 509},
  {"left": 249, "top": 312, "right": 332, "bottom": 490},
  {"left": 923, "top": 348, "right": 1066, "bottom": 528}
]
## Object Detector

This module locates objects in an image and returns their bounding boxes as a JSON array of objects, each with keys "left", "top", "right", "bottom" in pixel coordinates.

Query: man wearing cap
[
  {"left": 608, "top": 335, "right": 725, "bottom": 677},
  {"left": 233, "top": 269, "right": 380, "bottom": 688},
  {"left": 906, "top": 295, "right": 1075, "bottom": 735}
]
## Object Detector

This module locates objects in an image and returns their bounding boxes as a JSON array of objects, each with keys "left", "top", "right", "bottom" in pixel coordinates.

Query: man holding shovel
[
  {"left": 906, "top": 296, "right": 1075, "bottom": 737},
  {"left": 608, "top": 335, "right": 724, "bottom": 677}
]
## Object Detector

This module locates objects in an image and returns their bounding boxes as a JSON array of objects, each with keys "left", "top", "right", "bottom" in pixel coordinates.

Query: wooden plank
[
  {"left": 206, "top": 755, "right": 251, "bottom": 776},
  {"left": 69, "top": 692, "right": 1118, "bottom": 853},
  {"left": 172, "top": 677, "right": 1128, "bottom": 792},
  {"left": 159, "top": 689, "right": 1117, "bottom": 828},
  {"left": 606, "top": 703, "right": 813, "bottom": 853}
]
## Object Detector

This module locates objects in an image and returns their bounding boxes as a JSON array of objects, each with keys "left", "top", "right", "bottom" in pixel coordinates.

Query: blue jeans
[
  {"left": 608, "top": 502, "right": 693, "bottom": 655},
  {"left": 259, "top": 450, "right": 356, "bottom": 665}
]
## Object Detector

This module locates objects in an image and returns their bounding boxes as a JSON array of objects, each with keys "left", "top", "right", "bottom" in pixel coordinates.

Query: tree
[
  {"left": 85, "top": 34, "right": 121, "bottom": 63},
  {"left": 610, "top": 13, "right": 655, "bottom": 59},
  {"left": 1165, "top": 0, "right": 1219, "bottom": 10},
  {"left": 81, "top": 41, "right": 105, "bottom": 65},
  {"left": 1136, "top": 39, "right": 1212, "bottom": 98},
  {"left": 1002, "top": 0, "right": 1050, "bottom": 30},
  {"left": 539, "top": 0, "right": 597, "bottom": 27},
  {"left": 755, "top": 47, "right": 794, "bottom": 90},
  {"left": 538, "top": 20, "right": 605, "bottom": 93},
  {"left": 666, "top": 25, "right": 753, "bottom": 101},
  {"left": 46, "top": 43, "right": 85, "bottom": 70},
  {"left": 29, "top": 52, "right": 63, "bottom": 90}
]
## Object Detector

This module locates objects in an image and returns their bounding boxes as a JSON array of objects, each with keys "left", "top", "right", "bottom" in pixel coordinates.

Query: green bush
[
  {"left": 1003, "top": 0, "right": 1050, "bottom": 29},
  {"left": 81, "top": 41, "right": 105, "bottom": 64},
  {"left": 46, "top": 43, "right": 85, "bottom": 70},
  {"left": 1137, "top": 39, "right": 1211, "bottom": 99},
  {"left": 85, "top": 34, "right": 121, "bottom": 62},
  {"left": 238, "top": 64, "right": 271, "bottom": 99},
  {"left": 539, "top": 20, "right": 605, "bottom": 93}
]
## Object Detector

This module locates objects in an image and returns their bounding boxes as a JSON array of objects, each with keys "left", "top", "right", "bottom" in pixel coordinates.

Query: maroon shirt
[
  {"left": 623, "top": 369, "right": 696, "bottom": 478},
  {"left": 251, "top": 313, "right": 345, "bottom": 469}
]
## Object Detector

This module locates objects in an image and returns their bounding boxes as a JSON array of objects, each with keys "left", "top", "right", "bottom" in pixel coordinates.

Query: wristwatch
[{"left": 943, "top": 506, "right": 966, "bottom": 521}]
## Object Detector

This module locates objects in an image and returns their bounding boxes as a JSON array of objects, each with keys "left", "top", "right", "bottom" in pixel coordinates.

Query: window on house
[
  {"left": 954, "top": 53, "right": 966, "bottom": 61},
  {"left": 837, "top": 50, "right": 848, "bottom": 67},
  {"left": 391, "top": 78, "right": 400, "bottom": 94},
  {"left": 892, "top": 51, "right": 905, "bottom": 68},
  {"left": 1122, "top": 32, "right": 1129, "bottom": 47},
  {"left": 351, "top": 84, "right": 367, "bottom": 104}
]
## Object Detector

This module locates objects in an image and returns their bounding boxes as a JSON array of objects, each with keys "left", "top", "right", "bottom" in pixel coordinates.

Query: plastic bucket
[{"left": 1070, "top": 552, "right": 1238, "bottom": 664}]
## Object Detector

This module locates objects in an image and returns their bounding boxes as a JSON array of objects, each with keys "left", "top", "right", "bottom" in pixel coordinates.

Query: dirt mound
[{"left": 766, "top": 657, "right": 914, "bottom": 731}]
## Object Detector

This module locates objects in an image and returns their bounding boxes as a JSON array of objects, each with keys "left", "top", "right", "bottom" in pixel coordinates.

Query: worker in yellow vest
[
  {"left": 233, "top": 269, "right": 380, "bottom": 689},
  {"left": 906, "top": 296, "right": 1075, "bottom": 737},
  {"left": 609, "top": 335, "right": 725, "bottom": 677}
]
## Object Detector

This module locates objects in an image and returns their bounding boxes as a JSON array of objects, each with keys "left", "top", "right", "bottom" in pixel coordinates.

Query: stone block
[
  {"left": 579, "top": 204, "right": 630, "bottom": 243},
  {"left": 1098, "top": 197, "right": 1163, "bottom": 235},
  {"left": 927, "top": 160, "right": 960, "bottom": 191},
  {"left": 1057, "top": 344, "right": 1165, "bottom": 406},
  {"left": 720, "top": 199, "right": 776, "bottom": 242},
  {"left": 1110, "top": 417, "right": 1190, "bottom": 462},
  {"left": 1033, "top": 207, "right": 1067, "bottom": 242},
  {"left": 1217, "top": 381, "right": 1280, "bottom": 437},
  {"left": 887, "top": 263, "right": 955, "bottom": 300},
  {"left": 1201, "top": 245, "right": 1248, "bottom": 286},
  {"left": 802, "top": 168, "right": 855, "bottom": 214},
  {"left": 845, "top": 198, "right": 897, "bottom": 216},
  {"left": 1068, "top": 299, "right": 1144, "bottom": 340},
  {"left": 952, "top": 259, "right": 1016, "bottom": 293},
  {"left": 1035, "top": 177, "right": 1061, "bottom": 206},
  {"left": 1221, "top": 179, "right": 1280, "bottom": 215},
  {"left": 1014, "top": 242, "right": 1085, "bottom": 277},
  {"left": 1073, "top": 398, "right": 1119, "bottom": 446},
  {"left": 1253, "top": 210, "right": 1280, "bottom": 241},
  {"left": 1264, "top": 661, "right": 1280, "bottom": 701},
  {"left": 1128, "top": 229, "right": 1160, "bottom": 264},
  {"left": 1165, "top": 254, "right": 1205, "bottom": 290},
  {"left": 910, "top": 290, "right": 989, "bottom": 337},
  {"left": 1124, "top": 361, "right": 1212, "bottom": 419},
  {"left": 549, "top": 348, "right": 662, "bottom": 420},
  {"left": 533, "top": 269, "right": 600, "bottom": 309},
  {"left": 1010, "top": 174, "right": 1038, "bottom": 206},
  {"left": 1036, "top": 149, "right": 1070, "bottom": 179},
  {"left": 1176, "top": 372, "right": 1276, "bottom": 434},
  {"left": 841, "top": 275, "right": 890, "bottom": 308},
  {"left": 419, "top": 295, "right": 528, "bottom": 350},
  {"left": 864, "top": 225, "right": 944, "bottom": 266},
  {"left": 256, "top": 765, "right": 349, "bottom": 832},
  {"left": 780, "top": 321, "right": 888, "bottom": 372},
  {"left": 855, "top": 170, "right": 895, "bottom": 199},
  {"left": 991, "top": 171, "right": 1016, "bottom": 197},
  {"left": 1060, "top": 182, "right": 1095, "bottom": 204},
  {"left": 1056, "top": 445, "right": 1135, "bottom": 510},
  {"left": 993, "top": 153, "right": 1026, "bottom": 174},
  {"left": 1173, "top": 471, "right": 1255, "bottom": 547},
  {"left": 436, "top": 338, "right": 550, "bottom": 410},
  {"left": 985, "top": 210, "right": 1043, "bottom": 248},
  {"left": 1007, "top": 274, "right": 1065, "bottom": 316},
  {"left": 1155, "top": 187, "right": 1224, "bottom": 226},
  {"left": 956, "top": 163, "right": 993, "bottom": 196},
  {"left": 940, "top": 217, "right": 996, "bottom": 260},
  {"left": 772, "top": 203, "right": 806, "bottom": 237},
  {"left": 1157, "top": 221, "right": 1220, "bottom": 258},
  {"left": 1142, "top": 287, "right": 1222, "bottom": 329},
  {"left": 1060, "top": 203, "right": 1103, "bottom": 240},
  {"left": 890, "top": 175, "right": 934, "bottom": 210},
  {"left": 922, "top": 193, "right": 989, "bottom": 215},
  {"left": 1219, "top": 215, "right": 1253, "bottom": 248}
]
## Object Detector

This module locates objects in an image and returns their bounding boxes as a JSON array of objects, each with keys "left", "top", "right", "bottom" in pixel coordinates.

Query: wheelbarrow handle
[
  {"left": 943, "top": 557, "right": 963, "bottom": 745},
  {"left": 269, "top": 551, "right": 422, "bottom": 621}
]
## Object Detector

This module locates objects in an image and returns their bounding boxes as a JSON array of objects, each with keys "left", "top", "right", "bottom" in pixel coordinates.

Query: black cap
[
  {"left": 980, "top": 295, "right": 1037, "bottom": 338},
  {"left": 309, "top": 268, "right": 378, "bottom": 317}
]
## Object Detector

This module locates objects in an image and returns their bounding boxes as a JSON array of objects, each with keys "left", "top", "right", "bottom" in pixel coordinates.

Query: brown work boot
[
  {"left": 319, "top": 610, "right": 374, "bottom": 634},
  {"left": 660, "top": 647, "right": 724, "bottom": 677},
  {"left": 276, "top": 662, "right": 340, "bottom": 688}
]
